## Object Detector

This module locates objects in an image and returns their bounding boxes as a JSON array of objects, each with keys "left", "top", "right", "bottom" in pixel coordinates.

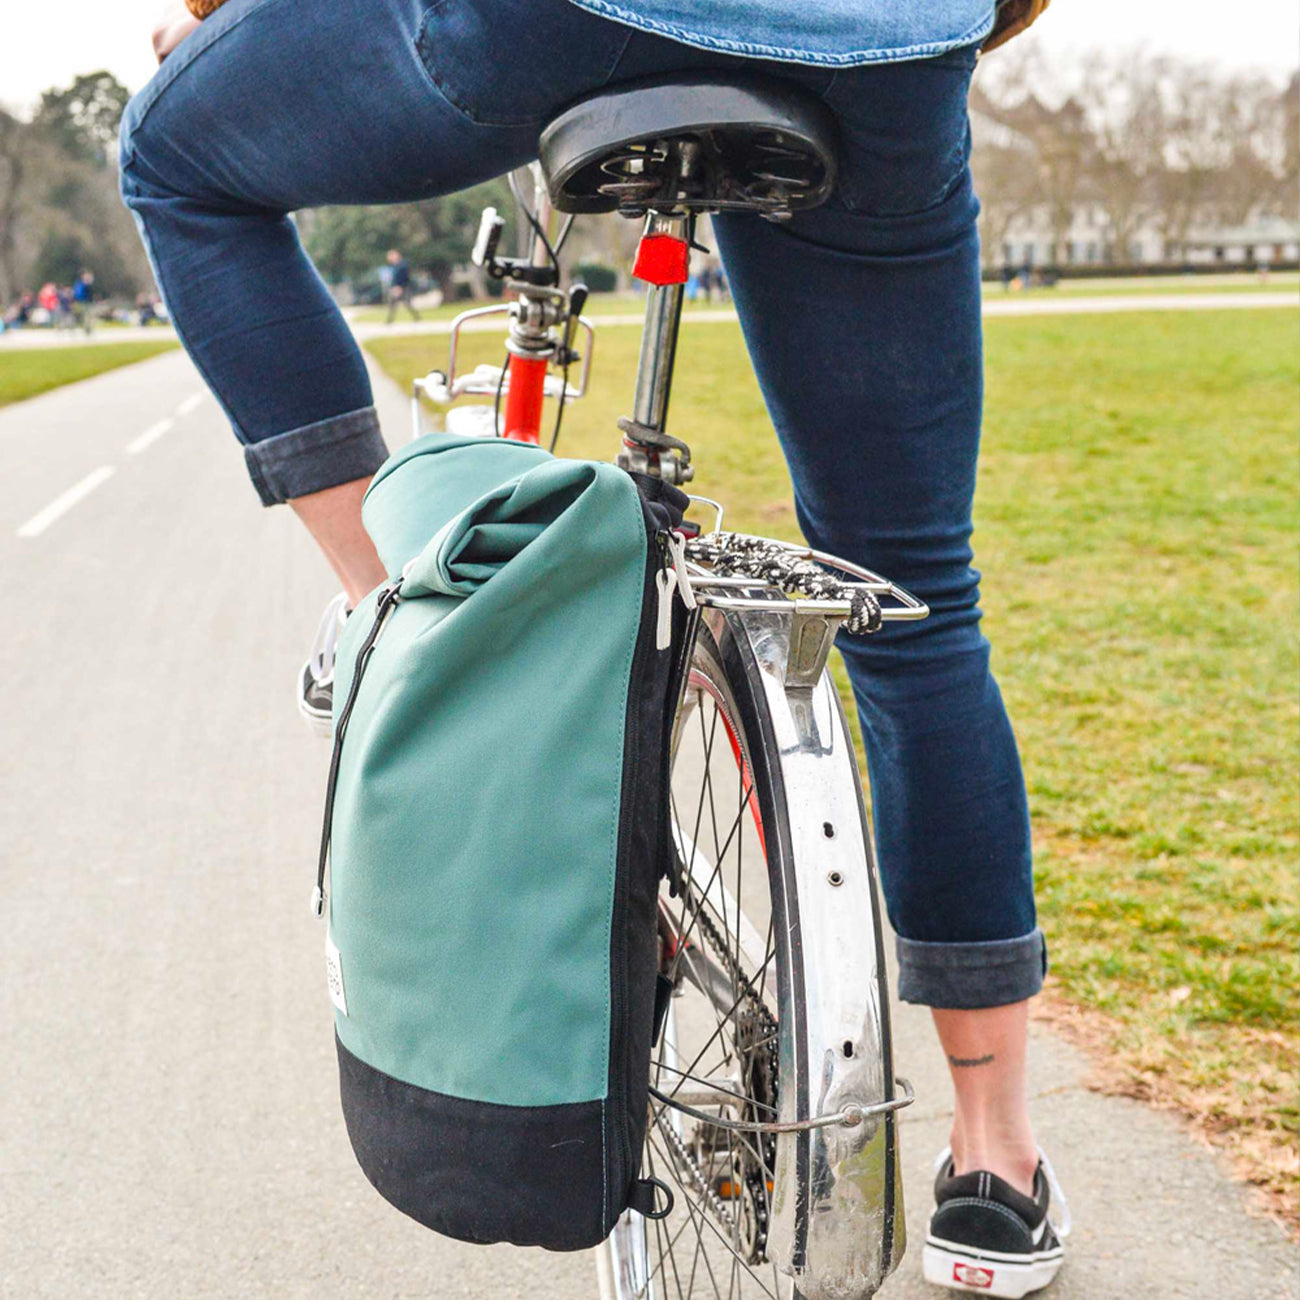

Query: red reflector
[{"left": 633, "top": 234, "right": 690, "bottom": 286}]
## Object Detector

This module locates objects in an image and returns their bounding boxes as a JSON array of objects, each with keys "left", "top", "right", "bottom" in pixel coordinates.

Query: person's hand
[{"left": 153, "top": 1, "right": 202, "bottom": 63}]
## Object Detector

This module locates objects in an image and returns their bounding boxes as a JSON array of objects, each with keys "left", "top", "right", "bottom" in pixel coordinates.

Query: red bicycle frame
[{"left": 502, "top": 352, "right": 548, "bottom": 444}]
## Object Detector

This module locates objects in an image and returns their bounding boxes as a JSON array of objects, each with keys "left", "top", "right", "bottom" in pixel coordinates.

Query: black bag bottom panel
[{"left": 336, "top": 1034, "right": 612, "bottom": 1251}]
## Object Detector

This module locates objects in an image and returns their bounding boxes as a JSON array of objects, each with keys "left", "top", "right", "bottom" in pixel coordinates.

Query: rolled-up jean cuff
[
  {"left": 244, "top": 406, "right": 389, "bottom": 506},
  {"left": 896, "top": 928, "right": 1047, "bottom": 1009}
]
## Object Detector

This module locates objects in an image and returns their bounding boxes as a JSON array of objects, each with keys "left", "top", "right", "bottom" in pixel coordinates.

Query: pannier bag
[{"left": 314, "top": 433, "right": 690, "bottom": 1251}]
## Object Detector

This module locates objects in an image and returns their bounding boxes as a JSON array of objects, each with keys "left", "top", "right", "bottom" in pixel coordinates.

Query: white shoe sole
[{"left": 923, "top": 1239, "right": 1063, "bottom": 1297}]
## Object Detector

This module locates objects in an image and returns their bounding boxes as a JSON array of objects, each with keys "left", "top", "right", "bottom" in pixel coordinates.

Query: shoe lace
[
  {"left": 307, "top": 592, "right": 350, "bottom": 685},
  {"left": 933, "top": 1146, "right": 1072, "bottom": 1240}
]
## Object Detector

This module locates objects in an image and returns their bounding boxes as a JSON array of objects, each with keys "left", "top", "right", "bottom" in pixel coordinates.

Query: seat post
[{"left": 631, "top": 210, "right": 689, "bottom": 436}]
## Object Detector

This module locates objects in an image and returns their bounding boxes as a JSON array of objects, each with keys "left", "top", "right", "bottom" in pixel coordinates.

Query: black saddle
[{"left": 538, "top": 74, "right": 838, "bottom": 221}]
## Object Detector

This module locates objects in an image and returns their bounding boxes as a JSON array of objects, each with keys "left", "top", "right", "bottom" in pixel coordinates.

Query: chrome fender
[{"left": 706, "top": 604, "right": 906, "bottom": 1300}]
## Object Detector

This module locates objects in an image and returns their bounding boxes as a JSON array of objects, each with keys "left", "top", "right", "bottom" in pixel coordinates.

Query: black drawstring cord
[{"left": 313, "top": 578, "right": 403, "bottom": 918}]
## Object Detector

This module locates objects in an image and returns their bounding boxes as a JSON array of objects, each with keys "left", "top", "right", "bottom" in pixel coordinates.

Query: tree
[
  {"left": 1078, "top": 52, "right": 1165, "bottom": 263},
  {"left": 971, "top": 44, "right": 1044, "bottom": 266},
  {"left": 972, "top": 43, "right": 1298, "bottom": 270},
  {"left": 973, "top": 84, "right": 1091, "bottom": 265},
  {"left": 0, "top": 72, "right": 153, "bottom": 303},
  {"left": 301, "top": 177, "right": 515, "bottom": 295},
  {"left": 1279, "top": 72, "right": 1300, "bottom": 212},
  {"left": 405, "top": 181, "right": 514, "bottom": 293},
  {"left": 1241, "top": 70, "right": 1298, "bottom": 220},
  {"left": 0, "top": 110, "right": 39, "bottom": 301},
  {"left": 971, "top": 138, "right": 1038, "bottom": 266},
  {"left": 1156, "top": 62, "right": 1239, "bottom": 259},
  {"left": 33, "top": 71, "right": 131, "bottom": 164}
]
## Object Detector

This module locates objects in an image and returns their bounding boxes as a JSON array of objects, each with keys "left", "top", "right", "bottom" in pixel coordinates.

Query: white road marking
[
  {"left": 16, "top": 466, "right": 116, "bottom": 538},
  {"left": 175, "top": 393, "right": 204, "bottom": 416},
  {"left": 125, "top": 418, "right": 175, "bottom": 455}
]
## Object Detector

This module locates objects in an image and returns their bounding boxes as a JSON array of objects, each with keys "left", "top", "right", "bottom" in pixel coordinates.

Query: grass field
[
  {"left": 0, "top": 340, "right": 179, "bottom": 408},
  {"left": 348, "top": 273, "right": 1296, "bottom": 325},
  {"left": 348, "top": 294, "right": 738, "bottom": 325},
  {"left": 365, "top": 305, "right": 1299, "bottom": 1222},
  {"left": 1005, "top": 272, "right": 1298, "bottom": 297}
]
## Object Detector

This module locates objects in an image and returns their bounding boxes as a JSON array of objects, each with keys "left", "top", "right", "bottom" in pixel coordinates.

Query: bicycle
[{"left": 413, "top": 75, "right": 928, "bottom": 1300}]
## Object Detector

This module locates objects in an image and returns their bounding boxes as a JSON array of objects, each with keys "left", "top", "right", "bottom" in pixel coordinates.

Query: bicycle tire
[{"left": 596, "top": 605, "right": 902, "bottom": 1300}]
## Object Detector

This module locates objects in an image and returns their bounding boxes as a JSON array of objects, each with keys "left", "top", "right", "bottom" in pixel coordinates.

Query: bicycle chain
[
  {"left": 656, "top": 1100, "right": 736, "bottom": 1232},
  {"left": 684, "top": 532, "right": 884, "bottom": 635}
]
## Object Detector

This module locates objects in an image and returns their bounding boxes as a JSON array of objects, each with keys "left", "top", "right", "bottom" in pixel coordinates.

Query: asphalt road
[{"left": 2, "top": 344, "right": 1295, "bottom": 1298}]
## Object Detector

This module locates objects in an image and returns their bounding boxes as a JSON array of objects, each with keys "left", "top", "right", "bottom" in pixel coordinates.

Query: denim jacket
[{"left": 564, "top": 0, "right": 996, "bottom": 65}]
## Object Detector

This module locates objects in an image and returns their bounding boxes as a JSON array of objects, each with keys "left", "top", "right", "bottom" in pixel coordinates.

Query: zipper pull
[
  {"left": 655, "top": 566, "right": 678, "bottom": 650},
  {"left": 667, "top": 530, "right": 697, "bottom": 610}
]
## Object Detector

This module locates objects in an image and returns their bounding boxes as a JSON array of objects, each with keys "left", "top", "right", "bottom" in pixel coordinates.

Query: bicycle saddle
[{"left": 538, "top": 74, "right": 837, "bottom": 221}]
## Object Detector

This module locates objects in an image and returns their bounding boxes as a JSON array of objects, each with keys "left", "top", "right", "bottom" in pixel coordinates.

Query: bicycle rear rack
[
  {"left": 677, "top": 526, "right": 928, "bottom": 687},
  {"left": 686, "top": 538, "right": 928, "bottom": 622}
]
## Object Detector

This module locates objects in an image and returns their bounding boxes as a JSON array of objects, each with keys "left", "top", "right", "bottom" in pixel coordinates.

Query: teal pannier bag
[{"left": 313, "top": 433, "right": 690, "bottom": 1250}]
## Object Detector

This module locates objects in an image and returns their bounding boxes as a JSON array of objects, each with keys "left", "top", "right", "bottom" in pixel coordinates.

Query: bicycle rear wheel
[
  {"left": 603, "top": 611, "right": 798, "bottom": 1300},
  {"left": 597, "top": 607, "right": 903, "bottom": 1300}
]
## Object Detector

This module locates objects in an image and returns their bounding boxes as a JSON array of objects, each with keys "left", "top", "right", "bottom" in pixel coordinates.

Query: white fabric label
[{"left": 325, "top": 930, "right": 348, "bottom": 1016}]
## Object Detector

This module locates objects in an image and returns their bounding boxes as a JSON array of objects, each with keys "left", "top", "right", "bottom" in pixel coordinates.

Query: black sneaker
[
  {"left": 922, "top": 1148, "right": 1069, "bottom": 1296},
  {"left": 297, "top": 592, "right": 349, "bottom": 737}
]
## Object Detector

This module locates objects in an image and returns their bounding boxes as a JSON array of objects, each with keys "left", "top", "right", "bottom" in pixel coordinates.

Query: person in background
[
  {"left": 36, "top": 282, "right": 60, "bottom": 327},
  {"left": 3, "top": 291, "right": 36, "bottom": 328},
  {"left": 384, "top": 248, "right": 420, "bottom": 325},
  {"left": 73, "top": 270, "right": 96, "bottom": 335}
]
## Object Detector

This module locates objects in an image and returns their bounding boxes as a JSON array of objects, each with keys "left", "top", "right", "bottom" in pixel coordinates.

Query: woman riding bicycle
[{"left": 124, "top": 0, "right": 1065, "bottom": 1292}]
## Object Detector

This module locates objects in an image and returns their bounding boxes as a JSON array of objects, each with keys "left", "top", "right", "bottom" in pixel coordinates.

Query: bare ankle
[
  {"left": 950, "top": 1132, "right": 1038, "bottom": 1197},
  {"left": 289, "top": 477, "right": 389, "bottom": 606}
]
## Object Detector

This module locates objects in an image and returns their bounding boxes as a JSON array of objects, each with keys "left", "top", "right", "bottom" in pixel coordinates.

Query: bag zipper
[
  {"left": 312, "top": 578, "right": 403, "bottom": 919},
  {"left": 607, "top": 516, "right": 678, "bottom": 1228}
]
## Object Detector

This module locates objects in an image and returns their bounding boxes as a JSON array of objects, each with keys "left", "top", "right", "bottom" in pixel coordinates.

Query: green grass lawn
[
  {"left": 0, "top": 340, "right": 179, "bottom": 408},
  {"left": 349, "top": 273, "right": 1296, "bottom": 326},
  {"left": 366, "top": 305, "right": 1299, "bottom": 1221},
  {"left": 348, "top": 293, "right": 737, "bottom": 325},
  {"left": 1010, "top": 274, "right": 1297, "bottom": 298}
]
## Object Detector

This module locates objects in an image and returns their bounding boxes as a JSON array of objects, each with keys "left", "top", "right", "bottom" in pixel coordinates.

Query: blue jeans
[{"left": 120, "top": 0, "right": 1044, "bottom": 1009}]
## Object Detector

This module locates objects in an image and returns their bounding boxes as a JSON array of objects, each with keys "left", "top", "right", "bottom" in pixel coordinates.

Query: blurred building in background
[{"left": 970, "top": 54, "right": 1298, "bottom": 273}]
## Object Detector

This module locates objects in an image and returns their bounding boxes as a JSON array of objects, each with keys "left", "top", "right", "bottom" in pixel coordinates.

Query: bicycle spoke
[
  {"left": 647, "top": 1129, "right": 780, "bottom": 1300},
  {"left": 646, "top": 1130, "right": 730, "bottom": 1300},
  {"left": 652, "top": 1062, "right": 778, "bottom": 1116},
  {"left": 625, "top": 644, "right": 799, "bottom": 1300},
  {"left": 668, "top": 760, "right": 754, "bottom": 987},
  {"left": 653, "top": 948, "right": 775, "bottom": 1135},
  {"left": 674, "top": 945, "right": 738, "bottom": 1085},
  {"left": 668, "top": 785, "right": 753, "bottom": 992},
  {"left": 670, "top": 701, "right": 724, "bottom": 982},
  {"left": 647, "top": 1123, "right": 727, "bottom": 1300},
  {"left": 646, "top": 1140, "right": 689, "bottom": 1300}
]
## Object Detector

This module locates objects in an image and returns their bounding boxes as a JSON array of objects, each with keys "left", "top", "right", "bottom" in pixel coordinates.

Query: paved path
[
  {"left": 2, "top": 350, "right": 1295, "bottom": 1298},
  {"left": 1, "top": 290, "right": 1295, "bottom": 349}
]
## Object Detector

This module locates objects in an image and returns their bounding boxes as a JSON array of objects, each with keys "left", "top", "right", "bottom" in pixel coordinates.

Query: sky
[{"left": 2, "top": 0, "right": 1297, "bottom": 113}]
